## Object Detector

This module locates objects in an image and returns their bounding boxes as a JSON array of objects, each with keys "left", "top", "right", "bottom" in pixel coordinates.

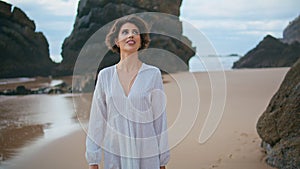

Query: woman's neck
[{"left": 117, "top": 52, "right": 142, "bottom": 72}]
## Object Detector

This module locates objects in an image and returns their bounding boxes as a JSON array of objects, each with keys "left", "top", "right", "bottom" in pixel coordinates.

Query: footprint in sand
[
  {"left": 240, "top": 132, "right": 248, "bottom": 137},
  {"left": 209, "top": 164, "right": 219, "bottom": 168},
  {"left": 217, "top": 158, "right": 222, "bottom": 164},
  {"left": 238, "top": 132, "right": 249, "bottom": 144}
]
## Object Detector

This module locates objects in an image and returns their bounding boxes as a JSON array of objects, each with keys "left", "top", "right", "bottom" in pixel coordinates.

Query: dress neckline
[{"left": 114, "top": 63, "right": 144, "bottom": 98}]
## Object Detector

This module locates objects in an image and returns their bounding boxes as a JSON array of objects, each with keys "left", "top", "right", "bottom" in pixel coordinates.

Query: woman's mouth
[{"left": 126, "top": 40, "right": 136, "bottom": 45}]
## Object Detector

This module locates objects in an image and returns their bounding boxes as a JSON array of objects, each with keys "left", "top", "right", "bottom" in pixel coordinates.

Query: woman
[{"left": 85, "top": 15, "right": 170, "bottom": 169}]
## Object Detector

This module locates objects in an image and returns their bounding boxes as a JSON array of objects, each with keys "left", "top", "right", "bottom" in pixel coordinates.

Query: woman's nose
[{"left": 128, "top": 33, "right": 133, "bottom": 38}]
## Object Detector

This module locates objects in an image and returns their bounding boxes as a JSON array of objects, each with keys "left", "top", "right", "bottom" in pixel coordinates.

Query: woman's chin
[{"left": 123, "top": 48, "right": 139, "bottom": 54}]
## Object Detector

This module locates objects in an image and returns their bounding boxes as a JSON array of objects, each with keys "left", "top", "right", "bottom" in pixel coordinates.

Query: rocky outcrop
[
  {"left": 232, "top": 35, "right": 300, "bottom": 68},
  {"left": 257, "top": 58, "right": 300, "bottom": 169},
  {"left": 282, "top": 15, "right": 300, "bottom": 44},
  {"left": 56, "top": 0, "right": 195, "bottom": 75},
  {"left": 0, "top": 1, "right": 56, "bottom": 78},
  {"left": 233, "top": 15, "right": 300, "bottom": 69}
]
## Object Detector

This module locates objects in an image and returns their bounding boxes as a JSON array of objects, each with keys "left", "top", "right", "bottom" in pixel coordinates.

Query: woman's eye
[
  {"left": 121, "top": 30, "right": 128, "bottom": 35},
  {"left": 133, "top": 30, "right": 139, "bottom": 35}
]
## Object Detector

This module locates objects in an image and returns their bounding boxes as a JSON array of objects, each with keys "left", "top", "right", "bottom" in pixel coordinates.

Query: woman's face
[{"left": 116, "top": 22, "right": 141, "bottom": 54}]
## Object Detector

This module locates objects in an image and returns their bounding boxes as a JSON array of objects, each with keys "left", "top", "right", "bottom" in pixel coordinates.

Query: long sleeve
[
  {"left": 85, "top": 72, "right": 107, "bottom": 165},
  {"left": 151, "top": 70, "right": 170, "bottom": 166}
]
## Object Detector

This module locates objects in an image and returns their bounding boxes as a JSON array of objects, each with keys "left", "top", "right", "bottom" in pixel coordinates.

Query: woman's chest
[
  {"left": 104, "top": 71, "right": 155, "bottom": 103},
  {"left": 103, "top": 72, "right": 156, "bottom": 123}
]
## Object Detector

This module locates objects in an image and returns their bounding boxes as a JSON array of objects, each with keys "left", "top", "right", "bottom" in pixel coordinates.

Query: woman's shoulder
[
  {"left": 141, "top": 63, "right": 161, "bottom": 74},
  {"left": 97, "top": 65, "right": 115, "bottom": 79}
]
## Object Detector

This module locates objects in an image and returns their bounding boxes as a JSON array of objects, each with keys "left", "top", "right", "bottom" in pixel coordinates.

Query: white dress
[{"left": 85, "top": 63, "right": 170, "bottom": 169}]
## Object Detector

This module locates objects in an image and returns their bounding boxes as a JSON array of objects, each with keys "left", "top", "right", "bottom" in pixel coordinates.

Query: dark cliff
[
  {"left": 0, "top": 1, "right": 56, "bottom": 78},
  {"left": 232, "top": 35, "right": 300, "bottom": 68},
  {"left": 56, "top": 0, "right": 195, "bottom": 75},
  {"left": 233, "top": 15, "right": 300, "bottom": 69}
]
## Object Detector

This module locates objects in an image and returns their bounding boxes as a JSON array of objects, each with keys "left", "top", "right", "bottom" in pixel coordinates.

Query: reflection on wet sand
[
  {"left": 0, "top": 94, "right": 81, "bottom": 163},
  {"left": 0, "top": 124, "right": 44, "bottom": 161}
]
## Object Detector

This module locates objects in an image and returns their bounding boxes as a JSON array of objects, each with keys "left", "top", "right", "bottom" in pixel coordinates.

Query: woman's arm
[
  {"left": 85, "top": 72, "right": 107, "bottom": 166},
  {"left": 152, "top": 69, "right": 170, "bottom": 167}
]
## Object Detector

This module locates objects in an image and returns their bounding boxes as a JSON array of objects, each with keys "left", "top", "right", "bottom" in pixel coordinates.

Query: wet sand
[
  {"left": 0, "top": 94, "right": 80, "bottom": 164},
  {"left": 0, "top": 68, "right": 289, "bottom": 169}
]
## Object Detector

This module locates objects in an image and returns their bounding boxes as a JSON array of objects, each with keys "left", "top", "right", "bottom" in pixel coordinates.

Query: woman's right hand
[{"left": 89, "top": 165, "right": 98, "bottom": 169}]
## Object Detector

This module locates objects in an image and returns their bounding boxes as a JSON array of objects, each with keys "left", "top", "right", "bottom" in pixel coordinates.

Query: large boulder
[
  {"left": 256, "top": 58, "right": 300, "bottom": 169},
  {"left": 56, "top": 0, "right": 195, "bottom": 75},
  {"left": 0, "top": 1, "right": 56, "bottom": 78}
]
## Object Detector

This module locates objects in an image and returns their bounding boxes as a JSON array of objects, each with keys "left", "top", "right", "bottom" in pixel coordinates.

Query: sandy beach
[{"left": 0, "top": 68, "right": 289, "bottom": 169}]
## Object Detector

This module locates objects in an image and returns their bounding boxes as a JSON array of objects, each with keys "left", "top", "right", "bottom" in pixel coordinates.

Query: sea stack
[{"left": 56, "top": 0, "right": 195, "bottom": 75}]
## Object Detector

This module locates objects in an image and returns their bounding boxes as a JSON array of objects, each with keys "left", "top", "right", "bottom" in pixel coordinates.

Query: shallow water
[
  {"left": 0, "top": 94, "right": 83, "bottom": 163},
  {"left": 189, "top": 55, "right": 241, "bottom": 72},
  {"left": 0, "top": 78, "right": 36, "bottom": 85}
]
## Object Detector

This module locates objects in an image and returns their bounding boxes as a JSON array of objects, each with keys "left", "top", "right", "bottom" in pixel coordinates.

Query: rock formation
[
  {"left": 257, "top": 58, "right": 300, "bottom": 169},
  {"left": 0, "top": 1, "right": 56, "bottom": 78},
  {"left": 57, "top": 0, "right": 195, "bottom": 75},
  {"left": 282, "top": 15, "right": 300, "bottom": 44},
  {"left": 233, "top": 15, "right": 300, "bottom": 69},
  {"left": 232, "top": 35, "right": 300, "bottom": 68}
]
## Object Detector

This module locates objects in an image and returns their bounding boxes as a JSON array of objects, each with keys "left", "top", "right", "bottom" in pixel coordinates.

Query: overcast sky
[{"left": 3, "top": 0, "right": 300, "bottom": 62}]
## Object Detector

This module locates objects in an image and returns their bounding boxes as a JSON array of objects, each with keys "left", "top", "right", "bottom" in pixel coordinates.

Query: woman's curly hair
[{"left": 105, "top": 15, "right": 150, "bottom": 53}]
